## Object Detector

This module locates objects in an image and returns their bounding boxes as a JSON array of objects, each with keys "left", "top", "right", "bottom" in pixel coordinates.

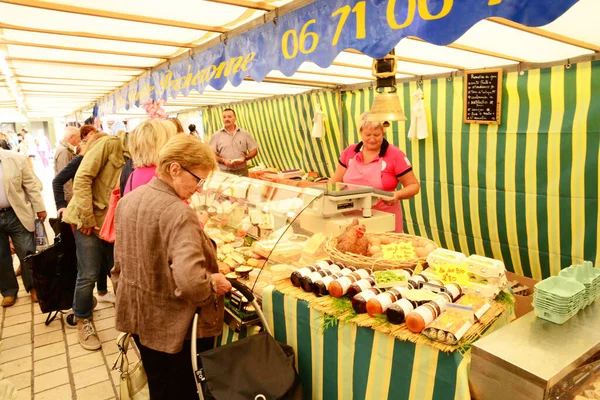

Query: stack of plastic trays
[
  {"left": 559, "top": 261, "right": 600, "bottom": 307},
  {"left": 533, "top": 276, "right": 585, "bottom": 324}
]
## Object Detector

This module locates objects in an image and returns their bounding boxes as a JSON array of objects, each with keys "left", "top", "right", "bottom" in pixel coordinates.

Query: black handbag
[
  {"left": 23, "top": 217, "right": 77, "bottom": 325},
  {"left": 198, "top": 332, "right": 302, "bottom": 400}
]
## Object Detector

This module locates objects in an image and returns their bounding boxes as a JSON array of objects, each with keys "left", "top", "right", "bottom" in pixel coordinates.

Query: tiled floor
[{"left": 0, "top": 261, "right": 128, "bottom": 400}]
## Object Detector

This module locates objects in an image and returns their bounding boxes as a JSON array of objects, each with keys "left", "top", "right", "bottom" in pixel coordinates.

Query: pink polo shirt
[
  {"left": 339, "top": 139, "right": 412, "bottom": 191},
  {"left": 123, "top": 166, "right": 158, "bottom": 196}
]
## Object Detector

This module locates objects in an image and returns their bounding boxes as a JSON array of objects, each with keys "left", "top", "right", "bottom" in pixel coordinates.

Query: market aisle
[{"left": 0, "top": 262, "right": 127, "bottom": 400}]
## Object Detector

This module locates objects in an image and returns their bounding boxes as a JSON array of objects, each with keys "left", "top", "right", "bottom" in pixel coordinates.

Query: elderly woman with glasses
[
  {"left": 331, "top": 112, "right": 420, "bottom": 233},
  {"left": 112, "top": 134, "right": 232, "bottom": 399}
]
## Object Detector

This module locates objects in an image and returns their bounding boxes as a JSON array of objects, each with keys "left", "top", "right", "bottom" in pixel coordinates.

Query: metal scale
[{"left": 299, "top": 182, "right": 396, "bottom": 234}]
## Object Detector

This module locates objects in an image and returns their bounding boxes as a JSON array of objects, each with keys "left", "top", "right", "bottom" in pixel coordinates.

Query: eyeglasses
[{"left": 180, "top": 166, "right": 205, "bottom": 187}]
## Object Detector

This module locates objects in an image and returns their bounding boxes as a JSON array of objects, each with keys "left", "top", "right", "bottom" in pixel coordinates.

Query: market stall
[
  {"left": 190, "top": 170, "right": 516, "bottom": 400},
  {"left": 78, "top": 0, "right": 597, "bottom": 280},
  {"left": 1, "top": 0, "right": 597, "bottom": 399}
]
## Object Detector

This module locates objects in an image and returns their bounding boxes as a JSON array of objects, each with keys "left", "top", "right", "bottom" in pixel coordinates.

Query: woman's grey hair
[{"left": 358, "top": 112, "right": 385, "bottom": 132}]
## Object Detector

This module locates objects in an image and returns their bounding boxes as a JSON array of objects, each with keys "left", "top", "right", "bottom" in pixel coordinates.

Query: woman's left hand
[
  {"left": 382, "top": 192, "right": 399, "bottom": 206},
  {"left": 197, "top": 211, "right": 209, "bottom": 226}
]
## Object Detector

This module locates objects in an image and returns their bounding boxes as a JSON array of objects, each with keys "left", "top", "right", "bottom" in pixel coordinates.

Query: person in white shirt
[{"left": 0, "top": 149, "right": 47, "bottom": 307}]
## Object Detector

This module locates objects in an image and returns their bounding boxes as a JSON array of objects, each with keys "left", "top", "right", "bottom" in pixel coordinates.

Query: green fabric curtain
[{"left": 202, "top": 91, "right": 341, "bottom": 177}]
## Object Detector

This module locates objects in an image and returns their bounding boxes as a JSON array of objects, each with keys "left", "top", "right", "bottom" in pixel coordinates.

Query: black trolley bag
[
  {"left": 23, "top": 217, "right": 77, "bottom": 325},
  {"left": 192, "top": 279, "right": 302, "bottom": 400}
]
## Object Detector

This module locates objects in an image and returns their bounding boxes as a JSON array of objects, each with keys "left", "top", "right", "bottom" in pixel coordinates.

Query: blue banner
[{"left": 97, "top": 0, "right": 579, "bottom": 116}]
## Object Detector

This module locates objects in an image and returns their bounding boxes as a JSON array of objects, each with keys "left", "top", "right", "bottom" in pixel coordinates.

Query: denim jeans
[
  {"left": 0, "top": 208, "right": 35, "bottom": 297},
  {"left": 73, "top": 230, "right": 114, "bottom": 319}
]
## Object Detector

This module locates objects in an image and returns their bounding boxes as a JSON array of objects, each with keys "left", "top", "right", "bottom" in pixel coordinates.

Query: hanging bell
[{"left": 367, "top": 88, "right": 407, "bottom": 126}]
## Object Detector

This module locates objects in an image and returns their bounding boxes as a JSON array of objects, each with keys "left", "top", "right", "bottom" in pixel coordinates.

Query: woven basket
[{"left": 324, "top": 233, "right": 438, "bottom": 271}]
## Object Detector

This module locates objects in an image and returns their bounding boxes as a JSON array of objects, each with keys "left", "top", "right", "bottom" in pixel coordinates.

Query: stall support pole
[{"left": 337, "top": 89, "right": 345, "bottom": 151}]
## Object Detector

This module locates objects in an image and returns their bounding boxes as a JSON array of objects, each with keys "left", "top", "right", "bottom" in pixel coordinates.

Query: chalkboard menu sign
[{"left": 464, "top": 68, "right": 503, "bottom": 124}]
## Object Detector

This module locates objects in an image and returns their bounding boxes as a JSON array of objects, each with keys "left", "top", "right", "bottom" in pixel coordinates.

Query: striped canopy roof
[{"left": 0, "top": 0, "right": 597, "bottom": 121}]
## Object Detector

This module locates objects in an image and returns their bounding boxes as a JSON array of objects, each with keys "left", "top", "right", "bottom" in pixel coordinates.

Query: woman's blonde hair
[
  {"left": 80, "top": 132, "right": 108, "bottom": 156},
  {"left": 358, "top": 112, "right": 385, "bottom": 133},
  {"left": 129, "top": 119, "right": 177, "bottom": 167},
  {"left": 157, "top": 134, "right": 217, "bottom": 177}
]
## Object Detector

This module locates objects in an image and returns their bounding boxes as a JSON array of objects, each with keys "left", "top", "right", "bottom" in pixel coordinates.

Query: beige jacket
[
  {"left": 112, "top": 178, "right": 222, "bottom": 354},
  {"left": 63, "top": 136, "right": 126, "bottom": 230},
  {"left": 0, "top": 150, "right": 45, "bottom": 232},
  {"left": 53, "top": 141, "right": 76, "bottom": 203}
]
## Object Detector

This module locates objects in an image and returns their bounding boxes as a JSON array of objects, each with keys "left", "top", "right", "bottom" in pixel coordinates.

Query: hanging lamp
[{"left": 366, "top": 49, "right": 406, "bottom": 127}]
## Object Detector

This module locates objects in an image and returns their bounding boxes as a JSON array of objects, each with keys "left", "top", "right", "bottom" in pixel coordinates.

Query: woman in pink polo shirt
[{"left": 331, "top": 113, "right": 420, "bottom": 232}]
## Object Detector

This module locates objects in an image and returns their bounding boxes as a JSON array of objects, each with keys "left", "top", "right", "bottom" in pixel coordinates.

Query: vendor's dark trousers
[
  {"left": 0, "top": 208, "right": 35, "bottom": 297},
  {"left": 133, "top": 335, "right": 214, "bottom": 400}
]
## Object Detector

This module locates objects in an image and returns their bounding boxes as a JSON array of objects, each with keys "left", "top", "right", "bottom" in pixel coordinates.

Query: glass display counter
[{"left": 190, "top": 172, "right": 327, "bottom": 330}]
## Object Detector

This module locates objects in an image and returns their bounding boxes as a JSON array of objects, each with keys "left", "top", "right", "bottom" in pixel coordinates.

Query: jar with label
[
  {"left": 300, "top": 264, "right": 342, "bottom": 292},
  {"left": 444, "top": 283, "right": 463, "bottom": 302},
  {"left": 428, "top": 296, "right": 448, "bottom": 315},
  {"left": 351, "top": 288, "right": 383, "bottom": 314},
  {"left": 290, "top": 260, "right": 333, "bottom": 287},
  {"left": 407, "top": 273, "right": 429, "bottom": 289},
  {"left": 406, "top": 303, "right": 439, "bottom": 333},
  {"left": 427, "top": 279, "right": 444, "bottom": 287},
  {"left": 437, "top": 292, "right": 453, "bottom": 304},
  {"left": 328, "top": 269, "right": 372, "bottom": 298},
  {"left": 313, "top": 267, "right": 356, "bottom": 297},
  {"left": 386, "top": 298, "right": 417, "bottom": 324},
  {"left": 346, "top": 277, "right": 376, "bottom": 299},
  {"left": 366, "top": 286, "right": 411, "bottom": 316}
]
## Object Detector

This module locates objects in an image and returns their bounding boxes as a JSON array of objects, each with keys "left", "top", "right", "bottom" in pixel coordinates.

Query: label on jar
[
  {"left": 354, "top": 279, "right": 373, "bottom": 292},
  {"left": 295, "top": 267, "right": 311, "bottom": 277},
  {"left": 445, "top": 284, "right": 461, "bottom": 300},
  {"left": 356, "top": 269, "right": 370, "bottom": 279},
  {"left": 396, "top": 299, "right": 415, "bottom": 315},
  {"left": 412, "top": 275, "right": 426, "bottom": 283},
  {"left": 375, "top": 293, "right": 394, "bottom": 311},
  {"left": 391, "top": 286, "right": 410, "bottom": 296},
  {"left": 319, "top": 276, "right": 336, "bottom": 287},
  {"left": 336, "top": 276, "right": 355, "bottom": 293},
  {"left": 358, "top": 290, "right": 378, "bottom": 302},
  {"left": 413, "top": 306, "right": 435, "bottom": 325},
  {"left": 432, "top": 297, "right": 448, "bottom": 312},
  {"left": 315, "top": 260, "right": 331, "bottom": 269},
  {"left": 327, "top": 265, "right": 342, "bottom": 274},
  {"left": 340, "top": 268, "right": 354, "bottom": 276},
  {"left": 308, "top": 271, "right": 326, "bottom": 281}
]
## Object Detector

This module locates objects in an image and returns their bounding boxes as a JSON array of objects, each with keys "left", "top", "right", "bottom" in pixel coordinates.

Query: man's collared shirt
[{"left": 209, "top": 126, "right": 258, "bottom": 171}]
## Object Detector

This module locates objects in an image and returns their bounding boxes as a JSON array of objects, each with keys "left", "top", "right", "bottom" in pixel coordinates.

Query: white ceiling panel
[
  {"left": 0, "top": 0, "right": 593, "bottom": 119},
  {"left": 1, "top": 30, "right": 179, "bottom": 56},
  {"left": 541, "top": 0, "right": 600, "bottom": 46},
  {"left": 6, "top": 46, "right": 162, "bottom": 67},
  {"left": 267, "top": 70, "right": 364, "bottom": 85},
  {"left": 0, "top": 3, "right": 207, "bottom": 44},
  {"left": 455, "top": 20, "right": 593, "bottom": 63},
  {"left": 16, "top": 77, "right": 128, "bottom": 87},
  {"left": 395, "top": 39, "right": 518, "bottom": 69},
  {"left": 39, "top": 0, "right": 262, "bottom": 27}
]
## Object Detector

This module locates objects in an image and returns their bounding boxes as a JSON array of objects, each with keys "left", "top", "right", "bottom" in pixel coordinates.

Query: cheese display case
[{"left": 190, "top": 171, "right": 327, "bottom": 329}]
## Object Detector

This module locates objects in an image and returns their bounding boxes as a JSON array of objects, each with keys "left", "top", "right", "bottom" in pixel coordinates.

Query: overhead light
[
  {"left": 367, "top": 50, "right": 406, "bottom": 127},
  {"left": 0, "top": 50, "right": 25, "bottom": 111}
]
